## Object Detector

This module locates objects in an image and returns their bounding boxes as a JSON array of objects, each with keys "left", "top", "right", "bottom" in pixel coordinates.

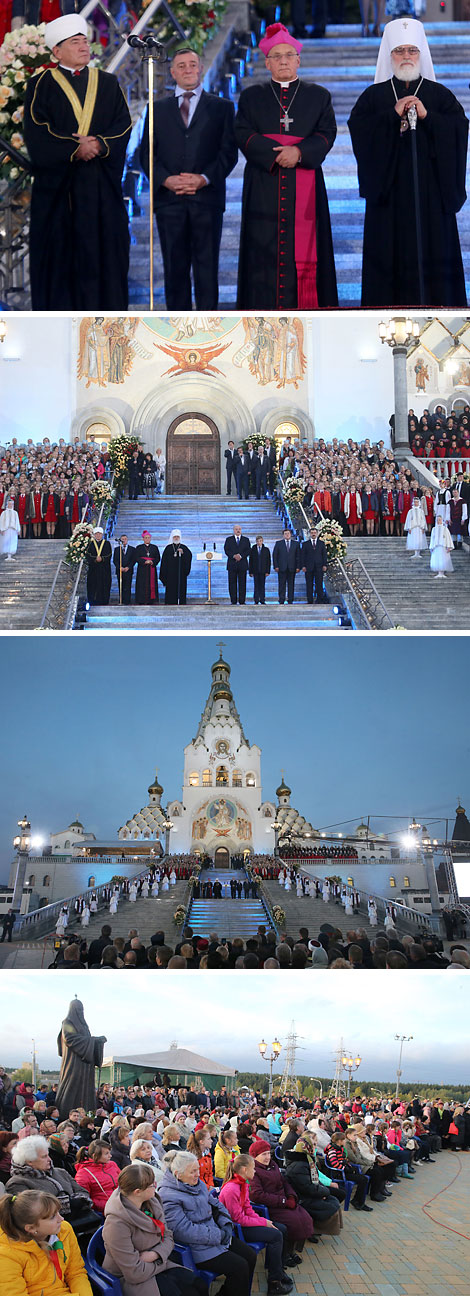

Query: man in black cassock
[
  {"left": 159, "top": 529, "right": 192, "bottom": 605},
  {"left": 23, "top": 14, "right": 131, "bottom": 310},
  {"left": 134, "top": 530, "right": 160, "bottom": 604},
  {"left": 235, "top": 23, "right": 337, "bottom": 310},
  {"left": 113, "top": 534, "right": 136, "bottom": 604},
  {"left": 86, "top": 525, "right": 112, "bottom": 605},
  {"left": 348, "top": 19, "right": 468, "bottom": 308}
]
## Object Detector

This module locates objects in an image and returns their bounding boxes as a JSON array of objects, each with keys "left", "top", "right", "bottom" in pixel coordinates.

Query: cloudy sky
[
  {"left": 1, "top": 635, "right": 469, "bottom": 881},
  {"left": 2, "top": 970, "right": 469, "bottom": 1085}
]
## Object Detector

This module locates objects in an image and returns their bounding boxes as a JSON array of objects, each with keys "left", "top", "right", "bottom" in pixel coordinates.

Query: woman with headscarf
[
  {"left": 159, "top": 531, "right": 192, "bottom": 605},
  {"left": 283, "top": 1133, "right": 343, "bottom": 1234}
]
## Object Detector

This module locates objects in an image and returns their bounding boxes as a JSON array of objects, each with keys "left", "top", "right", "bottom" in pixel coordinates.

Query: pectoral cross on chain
[{"left": 282, "top": 111, "right": 293, "bottom": 132}]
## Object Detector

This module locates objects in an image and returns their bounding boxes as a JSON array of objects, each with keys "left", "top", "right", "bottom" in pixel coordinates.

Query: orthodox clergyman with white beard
[{"left": 348, "top": 19, "right": 468, "bottom": 308}]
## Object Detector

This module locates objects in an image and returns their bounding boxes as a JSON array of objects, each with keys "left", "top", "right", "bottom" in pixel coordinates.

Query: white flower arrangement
[{"left": 65, "top": 521, "right": 95, "bottom": 566}]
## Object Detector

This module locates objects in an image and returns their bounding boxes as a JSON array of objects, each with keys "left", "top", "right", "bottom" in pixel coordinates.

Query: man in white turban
[
  {"left": 23, "top": 14, "right": 131, "bottom": 310},
  {"left": 348, "top": 18, "right": 468, "bottom": 308}
]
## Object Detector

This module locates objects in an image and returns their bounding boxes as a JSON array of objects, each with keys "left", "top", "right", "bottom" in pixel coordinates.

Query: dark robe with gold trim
[
  {"left": 348, "top": 77, "right": 468, "bottom": 308},
  {"left": 235, "top": 79, "right": 337, "bottom": 309},
  {"left": 86, "top": 537, "right": 112, "bottom": 605},
  {"left": 135, "top": 542, "right": 160, "bottom": 604},
  {"left": 24, "top": 66, "right": 131, "bottom": 309}
]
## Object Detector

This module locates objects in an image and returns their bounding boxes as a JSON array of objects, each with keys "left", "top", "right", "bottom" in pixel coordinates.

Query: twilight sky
[
  {"left": 2, "top": 970, "right": 469, "bottom": 1084},
  {"left": 1, "top": 634, "right": 469, "bottom": 881}
]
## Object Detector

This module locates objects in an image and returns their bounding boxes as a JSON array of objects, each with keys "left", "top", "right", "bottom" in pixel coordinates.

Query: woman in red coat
[
  {"left": 30, "top": 479, "right": 43, "bottom": 538},
  {"left": 75, "top": 1139, "right": 120, "bottom": 1211},
  {"left": 249, "top": 1140, "right": 313, "bottom": 1261},
  {"left": 41, "top": 483, "right": 58, "bottom": 538}
]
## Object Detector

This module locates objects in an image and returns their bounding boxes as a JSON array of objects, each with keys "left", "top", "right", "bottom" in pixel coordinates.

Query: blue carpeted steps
[{"left": 187, "top": 867, "right": 271, "bottom": 938}]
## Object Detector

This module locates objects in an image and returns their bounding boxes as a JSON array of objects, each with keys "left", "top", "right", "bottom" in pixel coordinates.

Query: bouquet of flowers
[
  {"left": 108, "top": 433, "right": 142, "bottom": 491},
  {"left": 272, "top": 905, "right": 286, "bottom": 926},
  {"left": 283, "top": 476, "right": 306, "bottom": 504},
  {"left": 316, "top": 519, "right": 347, "bottom": 563},
  {"left": 173, "top": 905, "right": 186, "bottom": 926},
  {"left": 241, "top": 433, "right": 275, "bottom": 454},
  {"left": 90, "top": 479, "right": 115, "bottom": 518},
  {"left": 140, "top": 0, "right": 227, "bottom": 54},
  {"left": 65, "top": 521, "right": 94, "bottom": 566}
]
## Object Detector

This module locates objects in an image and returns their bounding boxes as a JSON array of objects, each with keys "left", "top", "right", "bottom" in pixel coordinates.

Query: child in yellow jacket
[{"left": 0, "top": 1188, "right": 93, "bottom": 1296}]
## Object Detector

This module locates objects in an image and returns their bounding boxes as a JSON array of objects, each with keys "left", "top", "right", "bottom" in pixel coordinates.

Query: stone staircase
[
  {"left": 0, "top": 541, "right": 67, "bottom": 629},
  {"left": 263, "top": 878, "right": 399, "bottom": 942},
  {"left": 346, "top": 536, "right": 470, "bottom": 629},
  {"left": 128, "top": 23, "right": 470, "bottom": 308},
  {"left": 58, "top": 878, "right": 189, "bottom": 952},
  {"left": 83, "top": 494, "right": 345, "bottom": 629}
]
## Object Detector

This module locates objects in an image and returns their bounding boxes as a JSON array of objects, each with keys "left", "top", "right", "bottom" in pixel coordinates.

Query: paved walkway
[{"left": 252, "top": 1152, "right": 469, "bottom": 1296}]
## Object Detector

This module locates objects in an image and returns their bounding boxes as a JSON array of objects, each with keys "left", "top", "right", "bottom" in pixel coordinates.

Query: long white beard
[{"left": 392, "top": 56, "right": 421, "bottom": 82}]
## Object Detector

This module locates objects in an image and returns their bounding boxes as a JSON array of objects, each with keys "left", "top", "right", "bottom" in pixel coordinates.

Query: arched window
[
  {"left": 216, "top": 765, "right": 229, "bottom": 786},
  {"left": 202, "top": 769, "right": 212, "bottom": 786},
  {"left": 232, "top": 770, "right": 242, "bottom": 787},
  {"left": 64, "top": 840, "right": 70, "bottom": 849},
  {"left": 189, "top": 772, "right": 199, "bottom": 786},
  {"left": 27, "top": 874, "right": 35, "bottom": 886},
  {"left": 347, "top": 876, "right": 354, "bottom": 887},
  {"left": 389, "top": 876, "right": 396, "bottom": 887},
  {"left": 42, "top": 875, "right": 50, "bottom": 887},
  {"left": 403, "top": 876, "right": 410, "bottom": 888},
  {"left": 246, "top": 772, "right": 256, "bottom": 787},
  {"left": 88, "top": 876, "right": 96, "bottom": 887}
]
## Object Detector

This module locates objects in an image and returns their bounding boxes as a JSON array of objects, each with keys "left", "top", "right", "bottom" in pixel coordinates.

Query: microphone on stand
[{"left": 127, "top": 34, "right": 147, "bottom": 48}]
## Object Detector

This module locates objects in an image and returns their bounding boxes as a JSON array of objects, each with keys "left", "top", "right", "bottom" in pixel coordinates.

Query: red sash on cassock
[
  {"left": 143, "top": 551, "right": 156, "bottom": 600},
  {"left": 265, "top": 133, "right": 318, "bottom": 307}
]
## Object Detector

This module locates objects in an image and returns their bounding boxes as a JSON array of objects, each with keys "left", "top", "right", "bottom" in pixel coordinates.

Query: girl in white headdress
[
  {"left": 151, "top": 876, "right": 160, "bottom": 897},
  {"left": 129, "top": 882, "right": 137, "bottom": 903},
  {"left": 368, "top": 897, "right": 378, "bottom": 927},
  {"left": 109, "top": 891, "right": 119, "bottom": 915},
  {"left": 0, "top": 496, "right": 21, "bottom": 559},
  {"left": 81, "top": 904, "right": 90, "bottom": 927},
  {"left": 430, "top": 514, "right": 453, "bottom": 577},
  {"left": 322, "top": 878, "right": 330, "bottom": 902},
  {"left": 404, "top": 499, "right": 428, "bottom": 556},
  {"left": 141, "top": 877, "right": 149, "bottom": 898}
]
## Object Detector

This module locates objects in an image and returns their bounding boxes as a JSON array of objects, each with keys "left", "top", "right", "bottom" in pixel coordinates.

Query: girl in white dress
[
  {"left": 129, "top": 884, "right": 137, "bottom": 903},
  {"left": 109, "top": 892, "right": 119, "bottom": 915},
  {"left": 81, "top": 904, "right": 90, "bottom": 927},
  {"left": 151, "top": 878, "right": 159, "bottom": 897},
  {"left": 404, "top": 500, "right": 428, "bottom": 555},
  {"left": 141, "top": 878, "right": 149, "bottom": 898},
  {"left": 0, "top": 497, "right": 21, "bottom": 559},
  {"left": 345, "top": 890, "right": 354, "bottom": 916},
  {"left": 429, "top": 515, "right": 454, "bottom": 578},
  {"left": 322, "top": 880, "right": 330, "bottom": 902},
  {"left": 367, "top": 897, "right": 378, "bottom": 927}
]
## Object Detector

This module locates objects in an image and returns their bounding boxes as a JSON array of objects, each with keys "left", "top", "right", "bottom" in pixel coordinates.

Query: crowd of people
[
  {"left": 46, "top": 919, "right": 470, "bottom": 971},
  {"left": 0, "top": 436, "right": 110, "bottom": 543},
  {"left": 0, "top": 1073, "right": 468, "bottom": 1296},
  {"left": 409, "top": 405, "right": 470, "bottom": 477}
]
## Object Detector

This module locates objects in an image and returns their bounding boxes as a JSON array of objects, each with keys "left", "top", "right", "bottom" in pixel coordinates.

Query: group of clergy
[
  {"left": 86, "top": 528, "right": 192, "bottom": 606},
  {"left": 23, "top": 14, "right": 468, "bottom": 311}
]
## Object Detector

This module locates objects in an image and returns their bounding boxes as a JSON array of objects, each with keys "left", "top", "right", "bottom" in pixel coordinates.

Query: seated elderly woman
[
  {"left": 75, "top": 1140, "right": 120, "bottom": 1211},
  {"left": 109, "top": 1122, "right": 132, "bottom": 1170},
  {"left": 5, "top": 1136, "right": 101, "bottom": 1249},
  {"left": 219, "top": 1153, "right": 293, "bottom": 1296},
  {"left": 132, "top": 1124, "right": 163, "bottom": 1167},
  {"left": 130, "top": 1139, "right": 165, "bottom": 1187},
  {"left": 157, "top": 1149, "right": 257, "bottom": 1296},
  {"left": 0, "top": 1189, "right": 93, "bottom": 1296},
  {"left": 248, "top": 1139, "right": 313, "bottom": 1263},
  {"left": 0, "top": 1131, "right": 18, "bottom": 1185},
  {"left": 161, "top": 1126, "right": 187, "bottom": 1157},
  {"left": 344, "top": 1124, "right": 393, "bottom": 1202},
  {"left": 283, "top": 1133, "right": 344, "bottom": 1233},
  {"left": 103, "top": 1162, "right": 203, "bottom": 1296},
  {"left": 48, "top": 1132, "right": 77, "bottom": 1179}
]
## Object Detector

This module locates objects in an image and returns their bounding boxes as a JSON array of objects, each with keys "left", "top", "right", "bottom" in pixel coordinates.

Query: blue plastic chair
[
  {"left": 172, "top": 1242, "right": 219, "bottom": 1288},
  {"left": 273, "top": 1145, "right": 284, "bottom": 1165},
  {"left": 86, "top": 1229, "right": 123, "bottom": 1296},
  {"left": 323, "top": 1159, "right": 369, "bottom": 1211}
]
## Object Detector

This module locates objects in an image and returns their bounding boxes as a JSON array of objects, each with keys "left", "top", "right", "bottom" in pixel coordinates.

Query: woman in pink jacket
[
  {"left": 219, "top": 1154, "right": 292, "bottom": 1296},
  {"left": 75, "top": 1140, "right": 120, "bottom": 1212}
]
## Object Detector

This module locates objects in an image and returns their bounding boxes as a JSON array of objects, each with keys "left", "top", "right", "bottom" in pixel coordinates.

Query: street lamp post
[
  {"left": 259, "top": 1037, "right": 282, "bottom": 1104},
  {"left": 341, "top": 1052, "right": 362, "bottom": 1098},
  {"left": 163, "top": 816, "right": 174, "bottom": 857},
  {"left": 12, "top": 814, "right": 31, "bottom": 916},
  {"left": 270, "top": 821, "right": 280, "bottom": 858},
  {"left": 378, "top": 317, "right": 420, "bottom": 453},
  {"left": 394, "top": 1034, "right": 413, "bottom": 1100}
]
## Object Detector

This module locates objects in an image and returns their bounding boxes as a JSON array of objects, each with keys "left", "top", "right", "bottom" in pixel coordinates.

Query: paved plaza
[{"left": 251, "top": 1152, "right": 469, "bottom": 1296}]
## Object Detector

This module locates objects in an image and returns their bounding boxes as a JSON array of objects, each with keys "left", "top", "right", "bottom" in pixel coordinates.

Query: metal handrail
[
  {"left": 0, "top": 134, "right": 32, "bottom": 174},
  {"left": 277, "top": 478, "right": 395, "bottom": 631},
  {"left": 273, "top": 864, "right": 436, "bottom": 935},
  {"left": 39, "top": 473, "right": 115, "bottom": 630}
]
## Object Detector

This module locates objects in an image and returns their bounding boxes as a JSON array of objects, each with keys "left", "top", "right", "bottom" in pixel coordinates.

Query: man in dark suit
[
  {"left": 272, "top": 527, "right": 301, "bottom": 604},
  {"left": 140, "top": 46, "right": 238, "bottom": 308},
  {"left": 246, "top": 441, "right": 259, "bottom": 495},
  {"left": 255, "top": 448, "right": 270, "bottom": 499},
  {"left": 264, "top": 439, "right": 277, "bottom": 495},
  {"left": 113, "top": 534, "right": 136, "bottom": 604},
  {"left": 224, "top": 524, "right": 251, "bottom": 604},
  {"left": 249, "top": 534, "right": 271, "bottom": 604},
  {"left": 301, "top": 526, "right": 328, "bottom": 603},
  {"left": 235, "top": 447, "right": 250, "bottom": 500},
  {"left": 224, "top": 440, "right": 237, "bottom": 496}
]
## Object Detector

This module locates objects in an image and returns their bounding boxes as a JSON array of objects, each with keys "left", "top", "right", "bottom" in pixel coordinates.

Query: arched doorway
[
  {"left": 214, "top": 846, "right": 230, "bottom": 869},
  {"left": 166, "top": 413, "right": 221, "bottom": 494}
]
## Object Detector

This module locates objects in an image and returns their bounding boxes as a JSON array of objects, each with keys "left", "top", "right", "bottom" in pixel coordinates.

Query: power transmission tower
[
  {"left": 329, "top": 1038, "right": 347, "bottom": 1100},
  {"left": 279, "top": 1021, "right": 301, "bottom": 1100}
]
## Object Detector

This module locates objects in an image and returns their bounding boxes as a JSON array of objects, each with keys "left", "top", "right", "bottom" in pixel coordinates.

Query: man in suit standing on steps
[
  {"left": 249, "top": 534, "right": 271, "bottom": 605},
  {"left": 225, "top": 441, "right": 238, "bottom": 496},
  {"left": 301, "top": 526, "right": 328, "bottom": 603},
  {"left": 224, "top": 524, "right": 251, "bottom": 605},
  {"left": 140, "top": 45, "right": 238, "bottom": 309},
  {"left": 272, "top": 527, "right": 301, "bottom": 605},
  {"left": 113, "top": 535, "right": 136, "bottom": 605},
  {"left": 235, "top": 447, "right": 251, "bottom": 501}
]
